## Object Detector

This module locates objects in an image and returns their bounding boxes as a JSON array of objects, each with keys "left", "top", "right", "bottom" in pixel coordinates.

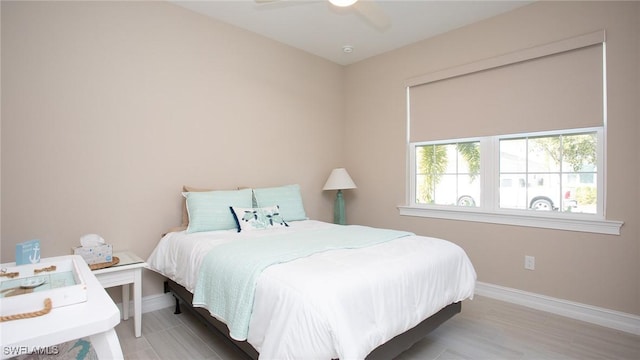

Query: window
[
  {"left": 498, "top": 131, "right": 598, "bottom": 214},
  {"left": 415, "top": 140, "right": 481, "bottom": 207},
  {"left": 403, "top": 128, "right": 621, "bottom": 234},
  {"left": 411, "top": 128, "right": 601, "bottom": 215}
]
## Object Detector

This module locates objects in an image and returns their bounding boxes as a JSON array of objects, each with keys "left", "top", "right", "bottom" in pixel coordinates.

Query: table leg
[
  {"left": 134, "top": 268, "right": 142, "bottom": 337},
  {"left": 122, "top": 284, "right": 130, "bottom": 321},
  {"left": 89, "top": 328, "right": 123, "bottom": 360}
]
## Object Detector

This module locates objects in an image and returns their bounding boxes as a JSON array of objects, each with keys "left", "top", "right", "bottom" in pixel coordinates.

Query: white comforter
[{"left": 147, "top": 220, "right": 476, "bottom": 360}]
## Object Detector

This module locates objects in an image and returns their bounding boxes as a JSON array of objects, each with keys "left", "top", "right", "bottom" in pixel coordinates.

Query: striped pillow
[
  {"left": 184, "top": 189, "right": 253, "bottom": 233},
  {"left": 253, "top": 184, "right": 307, "bottom": 221}
]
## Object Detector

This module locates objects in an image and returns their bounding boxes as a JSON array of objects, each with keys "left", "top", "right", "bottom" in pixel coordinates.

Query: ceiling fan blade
[
  {"left": 352, "top": 1, "right": 391, "bottom": 31},
  {"left": 253, "top": 0, "right": 391, "bottom": 31}
]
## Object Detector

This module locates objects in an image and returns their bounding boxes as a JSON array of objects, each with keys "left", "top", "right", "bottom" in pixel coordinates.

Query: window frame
[{"left": 401, "top": 127, "right": 623, "bottom": 235}]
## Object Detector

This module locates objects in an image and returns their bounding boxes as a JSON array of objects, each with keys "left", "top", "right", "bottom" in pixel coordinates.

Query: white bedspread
[{"left": 147, "top": 220, "right": 477, "bottom": 360}]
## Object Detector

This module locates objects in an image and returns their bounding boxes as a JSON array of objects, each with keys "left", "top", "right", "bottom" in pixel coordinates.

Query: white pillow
[{"left": 230, "top": 205, "right": 289, "bottom": 232}]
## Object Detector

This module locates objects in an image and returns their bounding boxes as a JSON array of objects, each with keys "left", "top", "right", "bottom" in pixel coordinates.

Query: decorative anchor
[{"left": 29, "top": 243, "right": 41, "bottom": 264}]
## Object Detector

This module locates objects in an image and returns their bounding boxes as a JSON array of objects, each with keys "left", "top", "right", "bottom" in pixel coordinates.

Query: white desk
[
  {"left": 92, "top": 251, "right": 146, "bottom": 338},
  {"left": 0, "top": 255, "right": 123, "bottom": 359}
]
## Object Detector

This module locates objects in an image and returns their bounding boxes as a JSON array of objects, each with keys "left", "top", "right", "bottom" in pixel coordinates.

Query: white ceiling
[{"left": 171, "top": 0, "right": 533, "bottom": 65}]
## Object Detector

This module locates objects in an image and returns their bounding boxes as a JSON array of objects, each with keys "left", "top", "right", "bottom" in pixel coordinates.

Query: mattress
[{"left": 147, "top": 220, "right": 476, "bottom": 359}]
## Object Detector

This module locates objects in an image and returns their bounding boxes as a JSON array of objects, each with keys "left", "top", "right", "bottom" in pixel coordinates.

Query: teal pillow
[
  {"left": 253, "top": 184, "right": 307, "bottom": 221},
  {"left": 184, "top": 189, "right": 253, "bottom": 233}
]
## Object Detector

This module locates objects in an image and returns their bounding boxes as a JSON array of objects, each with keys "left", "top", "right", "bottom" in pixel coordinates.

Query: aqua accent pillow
[
  {"left": 253, "top": 184, "right": 308, "bottom": 221},
  {"left": 230, "top": 205, "right": 289, "bottom": 232},
  {"left": 184, "top": 189, "right": 253, "bottom": 233}
]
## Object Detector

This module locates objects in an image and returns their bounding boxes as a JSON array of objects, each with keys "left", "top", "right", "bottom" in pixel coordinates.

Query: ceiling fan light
[{"left": 329, "top": 0, "right": 358, "bottom": 7}]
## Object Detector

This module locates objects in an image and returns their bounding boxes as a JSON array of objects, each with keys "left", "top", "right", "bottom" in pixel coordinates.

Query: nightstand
[{"left": 92, "top": 251, "right": 147, "bottom": 337}]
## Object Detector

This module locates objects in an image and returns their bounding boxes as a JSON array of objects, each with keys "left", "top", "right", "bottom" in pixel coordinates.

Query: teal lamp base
[{"left": 334, "top": 189, "right": 346, "bottom": 225}]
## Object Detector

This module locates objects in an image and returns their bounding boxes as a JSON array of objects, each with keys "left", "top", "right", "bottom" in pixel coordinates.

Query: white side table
[{"left": 92, "top": 251, "right": 147, "bottom": 338}]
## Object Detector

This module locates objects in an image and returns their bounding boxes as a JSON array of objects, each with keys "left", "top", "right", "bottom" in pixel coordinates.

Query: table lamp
[{"left": 323, "top": 168, "right": 357, "bottom": 225}]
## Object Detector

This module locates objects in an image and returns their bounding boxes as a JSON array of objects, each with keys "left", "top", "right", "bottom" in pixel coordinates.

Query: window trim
[
  {"left": 398, "top": 205, "right": 623, "bottom": 235},
  {"left": 404, "top": 30, "right": 605, "bottom": 88}
]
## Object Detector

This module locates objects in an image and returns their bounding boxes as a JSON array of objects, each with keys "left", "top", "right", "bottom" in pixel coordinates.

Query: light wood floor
[{"left": 115, "top": 295, "right": 640, "bottom": 360}]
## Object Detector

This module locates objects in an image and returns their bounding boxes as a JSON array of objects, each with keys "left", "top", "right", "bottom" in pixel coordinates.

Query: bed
[{"left": 146, "top": 185, "right": 476, "bottom": 359}]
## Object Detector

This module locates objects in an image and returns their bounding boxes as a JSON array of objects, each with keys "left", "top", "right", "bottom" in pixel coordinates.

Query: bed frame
[{"left": 164, "top": 278, "right": 461, "bottom": 359}]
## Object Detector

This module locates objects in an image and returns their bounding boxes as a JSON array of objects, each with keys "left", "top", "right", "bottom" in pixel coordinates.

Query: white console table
[
  {"left": 92, "top": 251, "right": 146, "bottom": 338},
  {"left": 0, "top": 255, "right": 123, "bottom": 359}
]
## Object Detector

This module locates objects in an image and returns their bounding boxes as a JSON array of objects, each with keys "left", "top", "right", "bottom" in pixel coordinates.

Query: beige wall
[
  {"left": 344, "top": 1, "right": 640, "bottom": 315},
  {"left": 2, "top": 1, "right": 639, "bottom": 317},
  {"left": 1, "top": 1, "right": 344, "bottom": 296}
]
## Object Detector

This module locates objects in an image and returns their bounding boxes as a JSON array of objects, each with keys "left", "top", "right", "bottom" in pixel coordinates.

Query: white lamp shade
[{"left": 323, "top": 168, "right": 357, "bottom": 190}]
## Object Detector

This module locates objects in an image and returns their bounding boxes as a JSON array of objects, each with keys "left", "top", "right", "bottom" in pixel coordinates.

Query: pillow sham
[
  {"left": 230, "top": 205, "right": 289, "bottom": 232},
  {"left": 181, "top": 185, "right": 216, "bottom": 227},
  {"left": 253, "top": 184, "right": 308, "bottom": 221},
  {"left": 184, "top": 188, "right": 253, "bottom": 233}
]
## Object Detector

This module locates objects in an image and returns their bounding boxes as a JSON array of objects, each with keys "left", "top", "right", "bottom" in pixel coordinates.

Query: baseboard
[
  {"left": 475, "top": 281, "right": 640, "bottom": 336},
  {"left": 141, "top": 292, "right": 175, "bottom": 313},
  {"left": 116, "top": 293, "right": 174, "bottom": 318}
]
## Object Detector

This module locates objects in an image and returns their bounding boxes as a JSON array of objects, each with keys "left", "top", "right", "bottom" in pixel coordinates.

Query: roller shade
[{"left": 408, "top": 33, "right": 604, "bottom": 143}]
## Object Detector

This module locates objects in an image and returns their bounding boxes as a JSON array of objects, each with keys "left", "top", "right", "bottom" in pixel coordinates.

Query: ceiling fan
[{"left": 254, "top": 0, "right": 391, "bottom": 31}]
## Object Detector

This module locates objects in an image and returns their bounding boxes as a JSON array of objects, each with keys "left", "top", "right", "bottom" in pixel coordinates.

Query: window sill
[{"left": 397, "top": 206, "right": 623, "bottom": 235}]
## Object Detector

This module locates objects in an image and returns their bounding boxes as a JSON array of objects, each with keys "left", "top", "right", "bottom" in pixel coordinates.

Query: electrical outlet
[{"left": 524, "top": 255, "right": 535, "bottom": 270}]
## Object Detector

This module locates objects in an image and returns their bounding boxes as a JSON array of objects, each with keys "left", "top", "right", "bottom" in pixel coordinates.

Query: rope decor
[
  {"left": 34, "top": 265, "right": 57, "bottom": 274},
  {"left": 0, "top": 265, "right": 57, "bottom": 279},
  {"left": 0, "top": 271, "right": 19, "bottom": 278},
  {"left": 89, "top": 256, "right": 119, "bottom": 271},
  {"left": 0, "top": 298, "right": 52, "bottom": 322}
]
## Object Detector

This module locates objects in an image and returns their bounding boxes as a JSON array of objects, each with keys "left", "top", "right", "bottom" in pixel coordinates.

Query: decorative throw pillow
[
  {"left": 253, "top": 184, "right": 308, "bottom": 221},
  {"left": 230, "top": 205, "right": 289, "bottom": 232},
  {"left": 184, "top": 189, "right": 253, "bottom": 233}
]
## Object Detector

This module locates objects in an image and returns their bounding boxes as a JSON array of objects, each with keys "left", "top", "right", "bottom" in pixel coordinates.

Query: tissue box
[{"left": 72, "top": 244, "right": 113, "bottom": 265}]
